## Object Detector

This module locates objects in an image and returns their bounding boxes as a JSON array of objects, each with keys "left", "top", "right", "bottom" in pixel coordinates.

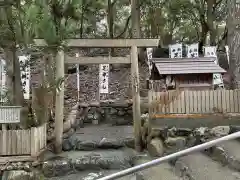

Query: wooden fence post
[{"left": 30, "top": 126, "right": 37, "bottom": 157}]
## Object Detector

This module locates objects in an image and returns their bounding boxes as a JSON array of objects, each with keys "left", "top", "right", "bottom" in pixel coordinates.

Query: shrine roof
[{"left": 152, "top": 57, "right": 226, "bottom": 75}]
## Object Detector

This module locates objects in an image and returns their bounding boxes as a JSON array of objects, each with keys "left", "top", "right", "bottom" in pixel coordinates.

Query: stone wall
[
  {"left": 76, "top": 63, "right": 149, "bottom": 101},
  {"left": 31, "top": 57, "right": 150, "bottom": 102},
  {"left": 79, "top": 101, "right": 133, "bottom": 126}
]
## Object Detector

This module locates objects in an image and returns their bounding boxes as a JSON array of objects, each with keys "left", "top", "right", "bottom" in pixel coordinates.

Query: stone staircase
[
  {"left": 3, "top": 108, "right": 240, "bottom": 180},
  {"left": 44, "top": 125, "right": 240, "bottom": 180}
]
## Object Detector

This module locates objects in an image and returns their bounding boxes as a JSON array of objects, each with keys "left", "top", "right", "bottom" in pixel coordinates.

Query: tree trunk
[
  {"left": 199, "top": 14, "right": 209, "bottom": 53},
  {"left": 4, "top": 48, "right": 24, "bottom": 105},
  {"left": 228, "top": 0, "right": 240, "bottom": 88},
  {"left": 54, "top": 49, "right": 64, "bottom": 154},
  {"left": 207, "top": 0, "right": 216, "bottom": 45},
  {"left": 107, "top": 0, "right": 115, "bottom": 58},
  {"left": 107, "top": 0, "right": 114, "bottom": 40}
]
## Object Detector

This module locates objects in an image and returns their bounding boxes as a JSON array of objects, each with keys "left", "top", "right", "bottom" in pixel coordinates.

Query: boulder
[
  {"left": 76, "top": 140, "right": 98, "bottom": 151},
  {"left": 165, "top": 137, "right": 186, "bottom": 152},
  {"left": 229, "top": 125, "right": 240, "bottom": 134},
  {"left": 42, "top": 156, "right": 73, "bottom": 177},
  {"left": 168, "top": 127, "right": 177, "bottom": 137},
  {"left": 210, "top": 126, "right": 230, "bottom": 137},
  {"left": 193, "top": 127, "right": 209, "bottom": 136},
  {"left": 2, "top": 171, "right": 40, "bottom": 180},
  {"left": 73, "top": 152, "right": 132, "bottom": 171},
  {"left": 147, "top": 138, "right": 164, "bottom": 157},
  {"left": 63, "top": 128, "right": 75, "bottom": 139},
  {"left": 123, "top": 137, "right": 135, "bottom": 149},
  {"left": 175, "top": 128, "right": 192, "bottom": 137},
  {"left": 98, "top": 138, "right": 124, "bottom": 149},
  {"left": 62, "top": 136, "right": 77, "bottom": 151}
]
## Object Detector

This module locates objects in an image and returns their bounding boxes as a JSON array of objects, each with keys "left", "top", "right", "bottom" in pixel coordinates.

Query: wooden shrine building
[{"left": 150, "top": 57, "right": 226, "bottom": 91}]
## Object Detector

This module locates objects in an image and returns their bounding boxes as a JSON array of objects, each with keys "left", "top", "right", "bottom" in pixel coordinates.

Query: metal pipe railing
[{"left": 98, "top": 131, "right": 240, "bottom": 180}]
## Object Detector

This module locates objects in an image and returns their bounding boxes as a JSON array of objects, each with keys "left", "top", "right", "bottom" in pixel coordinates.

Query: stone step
[
  {"left": 42, "top": 149, "right": 137, "bottom": 178},
  {"left": 134, "top": 157, "right": 181, "bottom": 180},
  {"left": 46, "top": 170, "right": 137, "bottom": 180},
  {"left": 62, "top": 125, "right": 135, "bottom": 151},
  {"left": 175, "top": 152, "right": 240, "bottom": 180},
  {"left": 62, "top": 135, "right": 135, "bottom": 151},
  {"left": 208, "top": 140, "right": 240, "bottom": 171}
]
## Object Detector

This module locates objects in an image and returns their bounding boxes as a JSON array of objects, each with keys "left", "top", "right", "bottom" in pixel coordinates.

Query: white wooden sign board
[
  {"left": 204, "top": 46, "right": 217, "bottom": 59},
  {"left": 0, "top": 59, "right": 6, "bottom": 102},
  {"left": 99, "top": 64, "right": 109, "bottom": 94},
  {"left": 186, "top": 43, "right": 199, "bottom": 58},
  {"left": 225, "top": 46, "right": 229, "bottom": 64},
  {"left": 0, "top": 106, "right": 21, "bottom": 123},
  {"left": 76, "top": 53, "right": 80, "bottom": 99},
  {"left": 169, "top": 43, "right": 182, "bottom": 58},
  {"left": 146, "top": 48, "right": 153, "bottom": 75},
  {"left": 19, "top": 56, "right": 30, "bottom": 99}
]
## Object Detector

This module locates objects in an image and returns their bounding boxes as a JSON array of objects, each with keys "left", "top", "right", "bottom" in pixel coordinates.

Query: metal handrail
[{"left": 98, "top": 131, "right": 240, "bottom": 180}]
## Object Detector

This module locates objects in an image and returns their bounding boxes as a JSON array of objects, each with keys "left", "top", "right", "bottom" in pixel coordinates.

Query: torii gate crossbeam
[{"left": 34, "top": 38, "right": 159, "bottom": 151}]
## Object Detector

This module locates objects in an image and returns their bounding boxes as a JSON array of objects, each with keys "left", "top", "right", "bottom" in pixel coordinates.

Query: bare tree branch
[{"left": 116, "top": 15, "right": 131, "bottom": 38}]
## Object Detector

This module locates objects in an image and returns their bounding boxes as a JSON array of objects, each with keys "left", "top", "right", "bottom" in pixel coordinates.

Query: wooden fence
[
  {"left": 0, "top": 123, "right": 47, "bottom": 156},
  {"left": 148, "top": 89, "right": 240, "bottom": 114}
]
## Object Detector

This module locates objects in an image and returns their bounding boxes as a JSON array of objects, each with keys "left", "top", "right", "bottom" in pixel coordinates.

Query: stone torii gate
[{"left": 34, "top": 38, "right": 159, "bottom": 151}]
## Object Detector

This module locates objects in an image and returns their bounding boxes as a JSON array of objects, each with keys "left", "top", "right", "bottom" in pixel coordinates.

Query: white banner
[
  {"left": 146, "top": 48, "right": 153, "bottom": 75},
  {"left": 169, "top": 43, "right": 182, "bottom": 58},
  {"left": 225, "top": 45, "right": 229, "bottom": 64},
  {"left": 76, "top": 53, "right": 80, "bottom": 99},
  {"left": 186, "top": 43, "right": 199, "bottom": 58},
  {"left": 99, "top": 64, "right": 109, "bottom": 94},
  {"left": 0, "top": 59, "right": 6, "bottom": 102},
  {"left": 204, "top": 46, "right": 217, "bottom": 58},
  {"left": 19, "top": 56, "right": 30, "bottom": 99}
]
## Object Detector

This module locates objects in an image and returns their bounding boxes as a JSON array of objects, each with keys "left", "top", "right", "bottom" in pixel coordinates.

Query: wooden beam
[
  {"left": 34, "top": 39, "right": 159, "bottom": 47},
  {"left": 65, "top": 56, "right": 131, "bottom": 64}
]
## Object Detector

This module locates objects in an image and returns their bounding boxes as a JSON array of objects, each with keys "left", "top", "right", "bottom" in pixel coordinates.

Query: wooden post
[
  {"left": 54, "top": 48, "right": 64, "bottom": 153},
  {"left": 2, "top": 124, "right": 7, "bottom": 155},
  {"left": 131, "top": 46, "right": 142, "bottom": 151}
]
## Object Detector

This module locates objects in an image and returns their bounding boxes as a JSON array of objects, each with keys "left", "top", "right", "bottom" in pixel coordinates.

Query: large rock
[
  {"left": 76, "top": 140, "right": 98, "bottom": 151},
  {"left": 73, "top": 150, "right": 134, "bottom": 171},
  {"left": 2, "top": 171, "right": 40, "bottom": 180},
  {"left": 175, "top": 128, "right": 192, "bottom": 136},
  {"left": 147, "top": 138, "right": 164, "bottom": 157},
  {"left": 98, "top": 138, "right": 124, "bottom": 149},
  {"left": 165, "top": 137, "right": 186, "bottom": 147},
  {"left": 62, "top": 135, "right": 78, "bottom": 151},
  {"left": 123, "top": 137, "right": 135, "bottom": 149},
  {"left": 229, "top": 125, "right": 240, "bottom": 134},
  {"left": 193, "top": 127, "right": 209, "bottom": 136},
  {"left": 62, "top": 128, "right": 75, "bottom": 139},
  {"left": 165, "top": 137, "right": 186, "bottom": 153},
  {"left": 210, "top": 126, "right": 230, "bottom": 137},
  {"left": 42, "top": 156, "right": 73, "bottom": 177}
]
